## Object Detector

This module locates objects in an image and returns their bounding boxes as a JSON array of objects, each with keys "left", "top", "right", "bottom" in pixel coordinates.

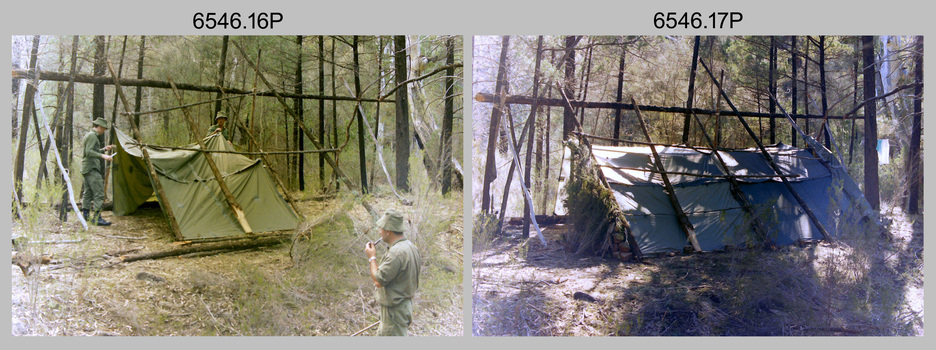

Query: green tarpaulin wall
[
  {"left": 556, "top": 136, "right": 874, "bottom": 255},
  {"left": 111, "top": 128, "right": 300, "bottom": 240}
]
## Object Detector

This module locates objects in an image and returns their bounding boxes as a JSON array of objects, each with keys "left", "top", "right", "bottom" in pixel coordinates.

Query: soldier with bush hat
[
  {"left": 364, "top": 210, "right": 421, "bottom": 336},
  {"left": 206, "top": 112, "right": 231, "bottom": 140},
  {"left": 81, "top": 118, "right": 114, "bottom": 226}
]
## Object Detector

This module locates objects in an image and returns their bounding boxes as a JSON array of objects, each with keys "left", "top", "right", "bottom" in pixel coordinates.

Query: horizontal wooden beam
[
  {"left": 13, "top": 69, "right": 392, "bottom": 103},
  {"left": 475, "top": 92, "right": 863, "bottom": 120}
]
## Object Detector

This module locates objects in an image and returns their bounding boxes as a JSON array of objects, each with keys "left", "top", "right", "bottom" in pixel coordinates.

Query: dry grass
[
  {"left": 12, "top": 189, "right": 463, "bottom": 336},
  {"left": 472, "top": 206, "right": 923, "bottom": 336}
]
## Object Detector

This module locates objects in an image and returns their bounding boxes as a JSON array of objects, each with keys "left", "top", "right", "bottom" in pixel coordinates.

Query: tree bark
[
  {"left": 819, "top": 36, "right": 830, "bottom": 149},
  {"left": 791, "top": 36, "right": 798, "bottom": 147},
  {"left": 768, "top": 36, "right": 777, "bottom": 144},
  {"left": 862, "top": 36, "right": 880, "bottom": 210},
  {"left": 351, "top": 36, "right": 368, "bottom": 193},
  {"left": 14, "top": 35, "right": 40, "bottom": 204},
  {"left": 318, "top": 36, "right": 326, "bottom": 189},
  {"left": 295, "top": 35, "right": 305, "bottom": 191},
  {"left": 214, "top": 36, "right": 229, "bottom": 120},
  {"left": 522, "top": 36, "right": 544, "bottom": 239},
  {"left": 134, "top": 36, "right": 146, "bottom": 129},
  {"left": 613, "top": 42, "right": 627, "bottom": 143},
  {"left": 332, "top": 38, "right": 340, "bottom": 191},
  {"left": 440, "top": 36, "right": 456, "bottom": 195},
  {"left": 907, "top": 36, "right": 923, "bottom": 214},
  {"left": 562, "top": 36, "right": 577, "bottom": 140},
  {"left": 59, "top": 35, "right": 79, "bottom": 221},
  {"left": 393, "top": 36, "right": 411, "bottom": 193},
  {"left": 682, "top": 36, "right": 701, "bottom": 144},
  {"left": 481, "top": 36, "right": 510, "bottom": 214}
]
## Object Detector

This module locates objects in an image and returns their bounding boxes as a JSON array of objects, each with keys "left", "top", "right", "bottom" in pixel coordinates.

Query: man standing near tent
[
  {"left": 206, "top": 112, "right": 231, "bottom": 140},
  {"left": 364, "top": 210, "right": 421, "bottom": 336},
  {"left": 81, "top": 118, "right": 114, "bottom": 226}
]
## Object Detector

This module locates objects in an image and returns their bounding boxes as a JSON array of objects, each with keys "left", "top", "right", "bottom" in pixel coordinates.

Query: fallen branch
[
  {"left": 120, "top": 234, "right": 290, "bottom": 262},
  {"left": 350, "top": 321, "right": 380, "bottom": 336}
]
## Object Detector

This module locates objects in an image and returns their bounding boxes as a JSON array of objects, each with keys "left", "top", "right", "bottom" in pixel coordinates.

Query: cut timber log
[
  {"left": 474, "top": 92, "right": 862, "bottom": 120},
  {"left": 120, "top": 234, "right": 290, "bottom": 263}
]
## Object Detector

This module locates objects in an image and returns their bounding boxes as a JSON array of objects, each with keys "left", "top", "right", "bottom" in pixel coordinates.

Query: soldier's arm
[{"left": 374, "top": 251, "right": 402, "bottom": 287}]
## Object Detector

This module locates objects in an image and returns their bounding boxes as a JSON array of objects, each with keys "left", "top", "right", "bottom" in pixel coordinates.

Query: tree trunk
[
  {"left": 318, "top": 36, "right": 326, "bottom": 189},
  {"left": 562, "top": 36, "right": 577, "bottom": 140},
  {"left": 768, "top": 36, "right": 777, "bottom": 144},
  {"left": 682, "top": 36, "right": 701, "bottom": 144},
  {"left": 907, "top": 36, "right": 923, "bottom": 214},
  {"left": 295, "top": 35, "right": 305, "bottom": 191},
  {"left": 819, "top": 36, "right": 830, "bottom": 149},
  {"left": 134, "top": 36, "right": 146, "bottom": 128},
  {"left": 804, "top": 37, "right": 810, "bottom": 136},
  {"left": 14, "top": 35, "right": 40, "bottom": 204},
  {"left": 59, "top": 35, "right": 79, "bottom": 221},
  {"left": 392, "top": 36, "right": 410, "bottom": 193},
  {"left": 522, "top": 36, "right": 544, "bottom": 239},
  {"left": 440, "top": 36, "right": 456, "bottom": 195},
  {"left": 791, "top": 36, "right": 798, "bottom": 147},
  {"left": 577, "top": 42, "right": 593, "bottom": 128},
  {"left": 332, "top": 38, "right": 340, "bottom": 191},
  {"left": 350, "top": 36, "right": 368, "bottom": 193},
  {"left": 214, "top": 36, "right": 229, "bottom": 120},
  {"left": 121, "top": 234, "right": 290, "bottom": 263},
  {"left": 862, "top": 36, "right": 880, "bottom": 210},
  {"left": 613, "top": 43, "right": 626, "bottom": 143},
  {"left": 481, "top": 35, "right": 510, "bottom": 214},
  {"left": 12, "top": 37, "right": 25, "bottom": 138}
]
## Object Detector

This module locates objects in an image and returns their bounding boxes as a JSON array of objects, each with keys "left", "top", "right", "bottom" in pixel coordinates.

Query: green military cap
[
  {"left": 92, "top": 118, "right": 109, "bottom": 129},
  {"left": 215, "top": 112, "right": 229, "bottom": 121},
  {"left": 376, "top": 210, "right": 405, "bottom": 233}
]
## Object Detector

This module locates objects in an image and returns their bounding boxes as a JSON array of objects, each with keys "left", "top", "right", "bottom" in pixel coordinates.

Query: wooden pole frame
[
  {"left": 698, "top": 57, "right": 832, "bottom": 242},
  {"left": 167, "top": 78, "right": 253, "bottom": 234},
  {"left": 106, "top": 63, "right": 185, "bottom": 240},
  {"left": 632, "top": 98, "right": 702, "bottom": 252}
]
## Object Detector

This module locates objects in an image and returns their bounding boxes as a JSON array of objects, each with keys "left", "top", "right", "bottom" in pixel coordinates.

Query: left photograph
[{"left": 11, "top": 35, "right": 464, "bottom": 336}]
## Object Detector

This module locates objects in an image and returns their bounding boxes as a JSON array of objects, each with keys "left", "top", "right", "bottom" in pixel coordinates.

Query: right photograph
[{"left": 471, "top": 35, "right": 924, "bottom": 336}]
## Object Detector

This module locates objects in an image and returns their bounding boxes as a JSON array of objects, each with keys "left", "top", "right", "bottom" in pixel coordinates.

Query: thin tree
[
  {"left": 59, "top": 35, "right": 79, "bottom": 221},
  {"left": 214, "top": 36, "right": 229, "bottom": 120},
  {"left": 906, "top": 36, "right": 923, "bottom": 214},
  {"left": 791, "top": 36, "right": 798, "bottom": 147},
  {"left": 13, "top": 35, "right": 40, "bottom": 204},
  {"left": 318, "top": 36, "right": 326, "bottom": 189},
  {"left": 294, "top": 35, "right": 305, "bottom": 191},
  {"left": 522, "top": 36, "right": 544, "bottom": 239},
  {"left": 440, "top": 36, "right": 456, "bottom": 195},
  {"left": 354, "top": 35, "right": 368, "bottom": 193},
  {"left": 562, "top": 36, "right": 577, "bottom": 140},
  {"left": 862, "top": 36, "right": 880, "bottom": 210},
  {"left": 768, "top": 36, "right": 777, "bottom": 144},
  {"left": 682, "top": 36, "right": 701, "bottom": 144},
  {"left": 393, "top": 35, "right": 411, "bottom": 193},
  {"left": 480, "top": 35, "right": 510, "bottom": 214}
]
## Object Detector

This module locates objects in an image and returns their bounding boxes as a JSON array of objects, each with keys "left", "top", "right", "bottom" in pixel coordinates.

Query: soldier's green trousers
[
  {"left": 82, "top": 171, "right": 105, "bottom": 213},
  {"left": 377, "top": 299, "right": 412, "bottom": 336}
]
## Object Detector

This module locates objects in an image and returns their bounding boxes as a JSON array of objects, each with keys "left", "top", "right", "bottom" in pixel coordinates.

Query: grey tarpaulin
[{"left": 556, "top": 143, "right": 872, "bottom": 254}]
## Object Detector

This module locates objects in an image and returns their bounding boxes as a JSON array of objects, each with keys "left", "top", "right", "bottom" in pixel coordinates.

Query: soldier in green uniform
[
  {"left": 206, "top": 112, "right": 231, "bottom": 140},
  {"left": 365, "top": 210, "right": 421, "bottom": 336},
  {"left": 81, "top": 118, "right": 114, "bottom": 226}
]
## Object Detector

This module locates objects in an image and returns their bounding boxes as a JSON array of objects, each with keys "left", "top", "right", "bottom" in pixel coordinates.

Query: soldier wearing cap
[
  {"left": 206, "top": 112, "right": 231, "bottom": 140},
  {"left": 81, "top": 118, "right": 114, "bottom": 226},
  {"left": 364, "top": 210, "right": 421, "bottom": 336}
]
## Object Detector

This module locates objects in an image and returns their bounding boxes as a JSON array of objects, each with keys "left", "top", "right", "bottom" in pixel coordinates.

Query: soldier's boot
[
  {"left": 93, "top": 210, "right": 111, "bottom": 226},
  {"left": 80, "top": 208, "right": 90, "bottom": 222}
]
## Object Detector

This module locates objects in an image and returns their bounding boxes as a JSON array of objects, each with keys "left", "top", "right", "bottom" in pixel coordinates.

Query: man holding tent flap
[
  {"left": 81, "top": 118, "right": 114, "bottom": 226},
  {"left": 364, "top": 210, "right": 421, "bottom": 336}
]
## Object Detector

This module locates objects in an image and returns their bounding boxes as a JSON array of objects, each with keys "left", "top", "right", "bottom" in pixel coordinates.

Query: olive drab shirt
[
  {"left": 374, "top": 238, "right": 420, "bottom": 307},
  {"left": 206, "top": 124, "right": 230, "bottom": 140},
  {"left": 81, "top": 130, "right": 104, "bottom": 175}
]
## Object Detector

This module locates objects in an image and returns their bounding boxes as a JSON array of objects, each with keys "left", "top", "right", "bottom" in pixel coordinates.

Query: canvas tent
[
  {"left": 556, "top": 135, "right": 874, "bottom": 255},
  {"left": 111, "top": 128, "right": 300, "bottom": 241}
]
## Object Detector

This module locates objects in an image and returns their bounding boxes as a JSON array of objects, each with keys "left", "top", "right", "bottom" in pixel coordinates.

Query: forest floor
[
  {"left": 472, "top": 203, "right": 923, "bottom": 336},
  {"left": 12, "top": 193, "right": 463, "bottom": 336}
]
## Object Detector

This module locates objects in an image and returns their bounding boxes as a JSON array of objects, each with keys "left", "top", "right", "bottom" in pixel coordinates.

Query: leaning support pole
[
  {"left": 33, "top": 85, "right": 88, "bottom": 230},
  {"left": 168, "top": 78, "right": 253, "bottom": 235},
  {"left": 689, "top": 110, "right": 773, "bottom": 247},
  {"left": 500, "top": 94, "right": 547, "bottom": 248},
  {"left": 632, "top": 98, "right": 702, "bottom": 252},
  {"left": 231, "top": 118, "right": 303, "bottom": 219},
  {"left": 106, "top": 63, "right": 184, "bottom": 240},
  {"left": 699, "top": 58, "right": 831, "bottom": 242}
]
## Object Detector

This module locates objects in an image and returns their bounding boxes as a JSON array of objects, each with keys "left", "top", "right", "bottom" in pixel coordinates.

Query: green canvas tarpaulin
[
  {"left": 556, "top": 139, "right": 874, "bottom": 255},
  {"left": 111, "top": 128, "right": 299, "bottom": 240}
]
